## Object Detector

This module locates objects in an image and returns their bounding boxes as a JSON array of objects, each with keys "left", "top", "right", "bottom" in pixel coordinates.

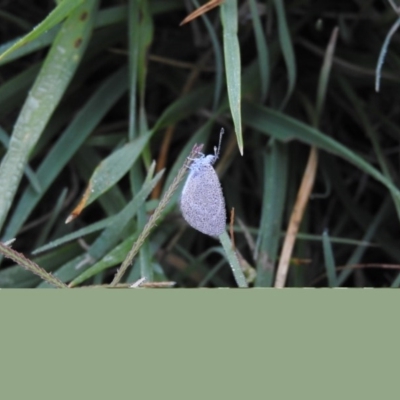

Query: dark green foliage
[{"left": 0, "top": 0, "right": 399, "bottom": 288}]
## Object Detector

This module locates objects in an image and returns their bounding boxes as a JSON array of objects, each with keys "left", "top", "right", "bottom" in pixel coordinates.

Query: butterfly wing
[{"left": 180, "top": 163, "right": 226, "bottom": 236}]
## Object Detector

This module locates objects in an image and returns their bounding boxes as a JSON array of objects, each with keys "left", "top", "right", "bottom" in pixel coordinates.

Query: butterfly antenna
[{"left": 213, "top": 128, "right": 224, "bottom": 161}]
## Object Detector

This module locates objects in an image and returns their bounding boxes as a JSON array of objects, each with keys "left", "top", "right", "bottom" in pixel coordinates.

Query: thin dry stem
[
  {"left": 274, "top": 147, "right": 318, "bottom": 288},
  {"left": 0, "top": 242, "right": 68, "bottom": 288}
]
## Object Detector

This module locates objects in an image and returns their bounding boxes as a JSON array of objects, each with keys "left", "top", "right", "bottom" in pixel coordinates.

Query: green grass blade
[
  {"left": 220, "top": 0, "right": 243, "bottom": 154},
  {"left": 0, "top": 0, "right": 85, "bottom": 62},
  {"left": 2, "top": 67, "right": 128, "bottom": 241},
  {"left": 255, "top": 140, "right": 288, "bottom": 287},
  {"left": 324, "top": 156, "right": 400, "bottom": 261},
  {"left": 219, "top": 231, "right": 248, "bottom": 288},
  {"left": 0, "top": 63, "right": 42, "bottom": 114},
  {"left": 87, "top": 170, "right": 164, "bottom": 260},
  {"left": 0, "top": 126, "right": 41, "bottom": 193},
  {"left": 336, "top": 74, "right": 400, "bottom": 221},
  {"left": 315, "top": 27, "right": 338, "bottom": 125},
  {"left": 69, "top": 233, "right": 137, "bottom": 286},
  {"left": 78, "top": 133, "right": 151, "bottom": 209},
  {"left": 192, "top": 0, "right": 223, "bottom": 110},
  {"left": 322, "top": 230, "right": 337, "bottom": 287},
  {"left": 74, "top": 146, "right": 128, "bottom": 216},
  {"left": 375, "top": 17, "right": 400, "bottom": 92},
  {"left": 128, "top": 0, "right": 154, "bottom": 281},
  {"left": 0, "top": 3, "right": 182, "bottom": 66},
  {"left": 32, "top": 216, "right": 115, "bottom": 255},
  {"left": 33, "top": 188, "right": 68, "bottom": 249},
  {"left": 272, "top": 0, "right": 296, "bottom": 109},
  {"left": 0, "top": 0, "right": 100, "bottom": 234},
  {"left": 249, "top": 0, "right": 270, "bottom": 102},
  {"left": 242, "top": 101, "right": 400, "bottom": 202},
  {"left": 336, "top": 196, "right": 392, "bottom": 286},
  {"left": 153, "top": 85, "right": 214, "bottom": 131},
  {"left": 49, "top": 169, "right": 164, "bottom": 286}
]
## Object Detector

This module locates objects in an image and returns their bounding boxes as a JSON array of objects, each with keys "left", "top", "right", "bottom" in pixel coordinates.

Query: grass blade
[
  {"left": 220, "top": 0, "right": 243, "bottom": 154},
  {"left": 0, "top": 0, "right": 99, "bottom": 233}
]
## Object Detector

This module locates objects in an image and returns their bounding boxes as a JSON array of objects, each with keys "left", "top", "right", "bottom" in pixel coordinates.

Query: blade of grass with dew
[
  {"left": 272, "top": 0, "right": 296, "bottom": 109},
  {"left": 2, "top": 67, "right": 128, "bottom": 243},
  {"left": 249, "top": 0, "right": 270, "bottom": 102},
  {"left": 241, "top": 101, "right": 400, "bottom": 202},
  {"left": 74, "top": 146, "right": 127, "bottom": 216},
  {"left": 0, "top": 26, "right": 60, "bottom": 67},
  {"left": 0, "top": 0, "right": 100, "bottom": 234},
  {"left": 0, "top": 127, "right": 41, "bottom": 193},
  {"left": 71, "top": 133, "right": 151, "bottom": 212},
  {"left": 31, "top": 102, "right": 87, "bottom": 159},
  {"left": 0, "top": 0, "right": 85, "bottom": 62},
  {"left": 220, "top": 0, "right": 243, "bottom": 154},
  {"left": 218, "top": 231, "right": 248, "bottom": 287},
  {"left": 201, "top": 247, "right": 241, "bottom": 287},
  {"left": 255, "top": 140, "right": 288, "bottom": 287},
  {"left": 73, "top": 144, "right": 142, "bottom": 219},
  {"left": 322, "top": 230, "right": 337, "bottom": 287}
]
